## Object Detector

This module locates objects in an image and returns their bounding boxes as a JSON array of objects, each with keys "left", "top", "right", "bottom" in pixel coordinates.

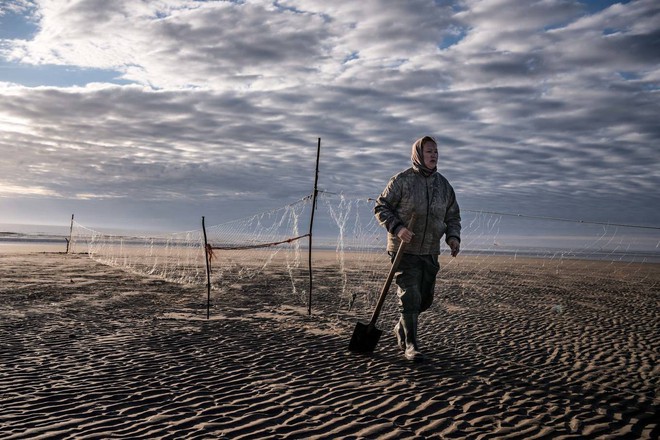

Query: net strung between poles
[{"left": 71, "top": 192, "right": 659, "bottom": 315}]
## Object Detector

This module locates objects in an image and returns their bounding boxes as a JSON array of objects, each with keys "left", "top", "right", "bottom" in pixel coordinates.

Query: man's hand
[
  {"left": 448, "top": 238, "right": 460, "bottom": 257},
  {"left": 397, "top": 227, "right": 414, "bottom": 243}
]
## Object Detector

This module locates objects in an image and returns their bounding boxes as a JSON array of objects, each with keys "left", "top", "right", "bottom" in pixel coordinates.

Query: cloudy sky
[{"left": 0, "top": 0, "right": 658, "bottom": 232}]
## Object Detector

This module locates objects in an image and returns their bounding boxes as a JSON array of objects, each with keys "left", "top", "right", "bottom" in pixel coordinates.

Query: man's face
[{"left": 422, "top": 141, "right": 438, "bottom": 168}]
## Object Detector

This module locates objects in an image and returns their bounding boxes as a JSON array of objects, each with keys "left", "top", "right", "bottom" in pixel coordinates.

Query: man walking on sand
[{"left": 374, "top": 135, "right": 461, "bottom": 361}]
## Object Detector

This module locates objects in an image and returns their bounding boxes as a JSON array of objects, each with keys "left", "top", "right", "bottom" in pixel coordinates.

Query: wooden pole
[
  {"left": 66, "top": 214, "right": 74, "bottom": 253},
  {"left": 308, "top": 138, "right": 321, "bottom": 316},
  {"left": 202, "top": 216, "right": 212, "bottom": 320}
]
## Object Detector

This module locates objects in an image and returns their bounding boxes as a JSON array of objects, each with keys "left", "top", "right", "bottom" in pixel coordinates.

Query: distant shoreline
[{"left": 2, "top": 236, "right": 659, "bottom": 264}]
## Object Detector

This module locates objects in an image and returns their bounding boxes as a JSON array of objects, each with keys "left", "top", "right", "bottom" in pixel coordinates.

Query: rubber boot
[
  {"left": 393, "top": 317, "right": 405, "bottom": 351},
  {"left": 402, "top": 313, "right": 424, "bottom": 362}
]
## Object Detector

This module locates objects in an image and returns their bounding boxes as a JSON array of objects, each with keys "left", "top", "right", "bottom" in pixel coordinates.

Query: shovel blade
[{"left": 348, "top": 321, "right": 383, "bottom": 353}]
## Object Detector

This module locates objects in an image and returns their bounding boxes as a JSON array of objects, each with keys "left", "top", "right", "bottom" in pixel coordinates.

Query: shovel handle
[{"left": 368, "top": 213, "right": 416, "bottom": 325}]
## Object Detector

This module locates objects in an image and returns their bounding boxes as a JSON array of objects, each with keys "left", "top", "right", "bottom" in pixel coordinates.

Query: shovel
[{"left": 348, "top": 214, "right": 416, "bottom": 353}]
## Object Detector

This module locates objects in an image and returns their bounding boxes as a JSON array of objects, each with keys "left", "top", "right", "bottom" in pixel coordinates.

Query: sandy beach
[{"left": 0, "top": 251, "right": 658, "bottom": 439}]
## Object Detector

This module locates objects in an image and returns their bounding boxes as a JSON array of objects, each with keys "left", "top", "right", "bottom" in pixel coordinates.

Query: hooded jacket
[{"left": 374, "top": 141, "right": 461, "bottom": 254}]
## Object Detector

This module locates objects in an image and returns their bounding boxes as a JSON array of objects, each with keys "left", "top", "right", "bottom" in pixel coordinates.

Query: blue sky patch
[
  {"left": 439, "top": 28, "right": 468, "bottom": 50},
  {"left": 580, "top": 0, "right": 632, "bottom": 15},
  {"left": 0, "top": 8, "right": 38, "bottom": 40},
  {"left": 0, "top": 61, "right": 132, "bottom": 87}
]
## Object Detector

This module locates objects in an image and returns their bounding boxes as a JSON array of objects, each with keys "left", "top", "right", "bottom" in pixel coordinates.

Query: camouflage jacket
[{"left": 374, "top": 167, "right": 461, "bottom": 254}]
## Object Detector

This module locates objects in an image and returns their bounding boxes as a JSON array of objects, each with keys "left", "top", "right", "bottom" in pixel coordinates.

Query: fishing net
[{"left": 70, "top": 192, "right": 658, "bottom": 315}]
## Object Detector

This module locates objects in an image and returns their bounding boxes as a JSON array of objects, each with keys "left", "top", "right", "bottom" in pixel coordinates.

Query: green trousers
[{"left": 390, "top": 253, "right": 440, "bottom": 314}]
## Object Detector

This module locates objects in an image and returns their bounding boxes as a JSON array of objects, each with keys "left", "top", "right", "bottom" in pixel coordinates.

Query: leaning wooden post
[
  {"left": 307, "top": 137, "right": 321, "bottom": 315},
  {"left": 202, "top": 216, "right": 212, "bottom": 320},
  {"left": 66, "top": 214, "right": 74, "bottom": 253}
]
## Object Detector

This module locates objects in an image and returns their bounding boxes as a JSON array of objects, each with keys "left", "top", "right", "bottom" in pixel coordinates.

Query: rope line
[
  {"left": 209, "top": 233, "right": 310, "bottom": 251},
  {"left": 356, "top": 196, "right": 659, "bottom": 230},
  {"left": 462, "top": 209, "right": 660, "bottom": 230}
]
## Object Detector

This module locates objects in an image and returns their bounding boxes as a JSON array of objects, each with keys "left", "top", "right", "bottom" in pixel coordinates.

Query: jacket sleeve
[
  {"left": 374, "top": 176, "right": 404, "bottom": 236},
  {"left": 444, "top": 186, "right": 461, "bottom": 243}
]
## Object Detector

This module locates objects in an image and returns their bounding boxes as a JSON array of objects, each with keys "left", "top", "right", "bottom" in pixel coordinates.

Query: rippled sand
[{"left": 0, "top": 252, "right": 658, "bottom": 439}]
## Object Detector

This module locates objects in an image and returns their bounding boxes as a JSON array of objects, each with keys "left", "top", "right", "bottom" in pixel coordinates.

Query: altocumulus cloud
[{"left": 0, "top": 0, "right": 658, "bottom": 230}]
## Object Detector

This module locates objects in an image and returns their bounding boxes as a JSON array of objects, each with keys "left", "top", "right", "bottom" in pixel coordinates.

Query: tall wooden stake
[
  {"left": 66, "top": 214, "right": 74, "bottom": 253},
  {"left": 308, "top": 137, "right": 321, "bottom": 316},
  {"left": 202, "top": 216, "right": 212, "bottom": 320}
]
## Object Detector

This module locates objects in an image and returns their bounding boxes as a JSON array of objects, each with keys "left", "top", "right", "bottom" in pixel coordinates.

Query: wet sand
[{"left": 0, "top": 252, "right": 658, "bottom": 439}]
